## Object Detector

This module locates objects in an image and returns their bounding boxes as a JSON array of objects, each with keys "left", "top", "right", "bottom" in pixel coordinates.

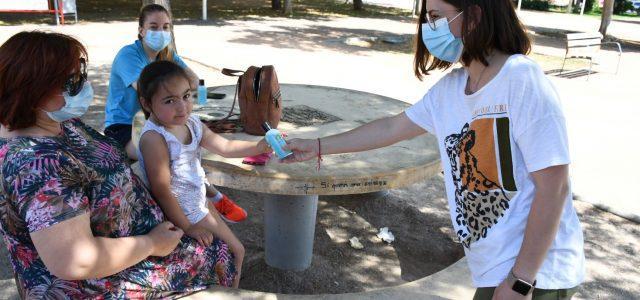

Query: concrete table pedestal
[{"left": 263, "top": 193, "right": 318, "bottom": 270}]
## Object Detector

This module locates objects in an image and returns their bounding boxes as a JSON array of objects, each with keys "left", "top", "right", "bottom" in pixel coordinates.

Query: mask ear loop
[
  {"left": 429, "top": 10, "right": 464, "bottom": 30},
  {"left": 449, "top": 10, "right": 465, "bottom": 61},
  {"left": 448, "top": 10, "right": 464, "bottom": 24}
]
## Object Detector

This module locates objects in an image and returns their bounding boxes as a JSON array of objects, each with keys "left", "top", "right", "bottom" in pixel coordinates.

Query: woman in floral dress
[{"left": 0, "top": 31, "right": 237, "bottom": 298}]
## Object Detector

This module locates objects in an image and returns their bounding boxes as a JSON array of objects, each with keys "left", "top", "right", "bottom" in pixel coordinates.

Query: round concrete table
[{"left": 133, "top": 84, "right": 440, "bottom": 271}]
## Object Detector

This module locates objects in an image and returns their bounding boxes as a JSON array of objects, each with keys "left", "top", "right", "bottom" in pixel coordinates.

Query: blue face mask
[
  {"left": 421, "top": 11, "right": 464, "bottom": 63},
  {"left": 45, "top": 81, "right": 94, "bottom": 122},
  {"left": 144, "top": 30, "right": 172, "bottom": 52}
]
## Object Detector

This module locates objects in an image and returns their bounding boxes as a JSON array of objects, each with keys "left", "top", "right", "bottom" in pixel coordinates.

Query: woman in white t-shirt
[{"left": 285, "top": 0, "right": 584, "bottom": 299}]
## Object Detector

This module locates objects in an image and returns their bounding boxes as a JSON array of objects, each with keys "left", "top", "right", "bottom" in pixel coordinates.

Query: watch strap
[{"left": 507, "top": 268, "right": 536, "bottom": 296}]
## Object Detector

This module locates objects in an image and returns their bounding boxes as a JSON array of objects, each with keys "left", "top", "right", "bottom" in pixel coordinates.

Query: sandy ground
[{"left": 228, "top": 175, "right": 464, "bottom": 294}]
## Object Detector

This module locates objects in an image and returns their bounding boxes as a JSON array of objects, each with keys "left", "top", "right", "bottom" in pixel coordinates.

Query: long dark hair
[
  {"left": 138, "top": 4, "right": 175, "bottom": 63},
  {"left": 0, "top": 31, "right": 87, "bottom": 130},
  {"left": 138, "top": 60, "right": 190, "bottom": 119},
  {"left": 414, "top": 0, "right": 531, "bottom": 80}
]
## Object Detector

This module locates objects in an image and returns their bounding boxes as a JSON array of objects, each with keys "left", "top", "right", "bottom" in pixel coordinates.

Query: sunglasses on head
[{"left": 63, "top": 58, "right": 88, "bottom": 97}]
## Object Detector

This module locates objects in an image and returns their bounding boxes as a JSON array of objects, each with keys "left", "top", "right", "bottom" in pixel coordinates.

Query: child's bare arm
[
  {"left": 199, "top": 123, "right": 270, "bottom": 158},
  {"left": 140, "top": 132, "right": 192, "bottom": 230}
]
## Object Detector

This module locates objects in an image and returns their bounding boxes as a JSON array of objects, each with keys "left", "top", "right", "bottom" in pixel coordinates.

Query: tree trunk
[
  {"left": 566, "top": 0, "right": 573, "bottom": 13},
  {"left": 283, "top": 0, "right": 292, "bottom": 15},
  {"left": 413, "top": 0, "right": 420, "bottom": 15},
  {"left": 142, "top": 0, "right": 171, "bottom": 11},
  {"left": 272, "top": 0, "right": 281, "bottom": 10},
  {"left": 354, "top": 0, "right": 364, "bottom": 10},
  {"left": 599, "top": 0, "right": 614, "bottom": 36}
]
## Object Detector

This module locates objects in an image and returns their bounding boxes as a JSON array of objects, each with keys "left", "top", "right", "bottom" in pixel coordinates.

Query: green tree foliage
[
  {"left": 613, "top": 0, "right": 634, "bottom": 14},
  {"left": 521, "top": 0, "right": 550, "bottom": 11}
]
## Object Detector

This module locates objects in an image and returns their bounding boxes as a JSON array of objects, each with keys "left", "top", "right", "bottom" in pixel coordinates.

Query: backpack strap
[
  {"left": 226, "top": 77, "right": 240, "bottom": 119},
  {"left": 221, "top": 68, "right": 245, "bottom": 77},
  {"left": 204, "top": 72, "right": 241, "bottom": 133}
]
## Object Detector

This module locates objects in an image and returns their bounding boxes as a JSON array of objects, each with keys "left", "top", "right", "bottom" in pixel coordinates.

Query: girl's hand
[
  {"left": 257, "top": 138, "right": 272, "bottom": 154},
  {"left": 147, "top": 221, "right": 184, "bottom": 257},
  {"left": 185, "top": 221, "right": 214, "bottom": 247},
  {"left": 282, "top": 138, "right": 318, "bottom": 163}
]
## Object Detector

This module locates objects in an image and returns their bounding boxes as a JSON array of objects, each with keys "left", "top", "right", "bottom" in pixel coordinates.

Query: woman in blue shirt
[
  {"left": 105, "top": 4, "right": 247, "bottom": 223},
  {"left": 105, "top": 4, "right": 195, "bottom": 157}
]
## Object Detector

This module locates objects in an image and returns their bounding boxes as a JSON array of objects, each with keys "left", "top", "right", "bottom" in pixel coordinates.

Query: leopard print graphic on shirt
[{"left": 445, "top": 119, "right": 517, "bottom": 248}]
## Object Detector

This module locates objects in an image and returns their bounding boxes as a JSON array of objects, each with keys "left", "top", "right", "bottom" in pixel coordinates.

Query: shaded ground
[
  {"left": 0, "top": 0, "right": 413, "bottom": 26},
  {"left": 226, "top": 175, "right": 464, "bottom": 294},
  {"left": 574, "top": 201, "right": 640, "bottom": 299}
]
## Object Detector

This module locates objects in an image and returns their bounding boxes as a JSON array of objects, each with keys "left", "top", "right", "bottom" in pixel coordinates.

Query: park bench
[{"left": 560, "top": 32, "right": 622, "bottom": 78}]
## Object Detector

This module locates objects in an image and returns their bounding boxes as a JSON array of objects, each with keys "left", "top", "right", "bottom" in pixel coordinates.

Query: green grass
[
  {"left": 582, "top": 10, "right": 640, "bottom": 19},
  {"left": 567, "top": 8, "right": 639, "bottom": 20},
  {"left": 0, "top": 0, "right": 414, "bottom": 26},
  {"left": 534, "top": 6, "right": 639, "bottom": 21}
]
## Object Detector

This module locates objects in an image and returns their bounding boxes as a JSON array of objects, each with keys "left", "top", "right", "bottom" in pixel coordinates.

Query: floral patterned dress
[{"left": 0, "top": 119, "right": 236, "bottom": 299}]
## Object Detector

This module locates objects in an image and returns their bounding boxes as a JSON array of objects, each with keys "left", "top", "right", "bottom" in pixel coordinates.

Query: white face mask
[
  {"left": 45, "top": 81, "right": 94, "bottom": 122},
  {"left": 144, "top": 30, "right": 172, "bottom": 52},
  {"left": 421, "top": 11, "right": 464, "bottom": 63}
]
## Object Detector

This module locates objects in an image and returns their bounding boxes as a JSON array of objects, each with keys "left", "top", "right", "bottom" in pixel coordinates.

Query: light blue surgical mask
[
  {"left": 144, "top": 30, "right": 172, "bottom": 52},
  {"left": 421, "top": 11, "right": 464, "bottom": 63},
  {"left": 45, "top": 81, "right": 94, "bottom": 122}
]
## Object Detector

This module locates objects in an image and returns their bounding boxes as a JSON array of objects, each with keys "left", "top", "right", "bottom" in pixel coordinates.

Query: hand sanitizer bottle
[
  {"left": 261, "top": 122, "right": 293, "bottom": 159},
  {"left": 197, "top": 79, "right": 207, "bottom": 105}
]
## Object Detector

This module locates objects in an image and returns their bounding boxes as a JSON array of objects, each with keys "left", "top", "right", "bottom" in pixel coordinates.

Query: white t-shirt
[{"left": 405, "top": 54, "right": 585, "bottom": 289}]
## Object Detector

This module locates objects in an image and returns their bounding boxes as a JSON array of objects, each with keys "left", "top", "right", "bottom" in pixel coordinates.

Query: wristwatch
[{"left": 506, "top": 268, "right": 536, "bottom": 296}]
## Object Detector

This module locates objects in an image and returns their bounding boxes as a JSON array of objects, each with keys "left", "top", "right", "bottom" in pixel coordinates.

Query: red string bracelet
[{"left": 316, "top": 138, "right": 323, "bottom": 171}]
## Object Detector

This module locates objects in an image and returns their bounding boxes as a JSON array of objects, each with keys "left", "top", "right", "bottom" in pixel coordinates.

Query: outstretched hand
[{"left": 282, "top": 138, "right": 319, "bottom": 163}]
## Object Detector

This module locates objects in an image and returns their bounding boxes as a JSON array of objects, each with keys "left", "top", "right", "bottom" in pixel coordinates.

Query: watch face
[{"left": 512, "top": 280, "right": 532, "bottom": 296}]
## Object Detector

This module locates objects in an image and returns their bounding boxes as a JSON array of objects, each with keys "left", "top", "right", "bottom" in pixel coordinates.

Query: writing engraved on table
[{"left": 295, "top": 179, "right": 388, "bottom": 194}]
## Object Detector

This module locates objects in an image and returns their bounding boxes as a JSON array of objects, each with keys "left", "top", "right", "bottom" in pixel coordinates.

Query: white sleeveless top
[{"left": 137, "top": 115, "right": 209, "bottom": 224}]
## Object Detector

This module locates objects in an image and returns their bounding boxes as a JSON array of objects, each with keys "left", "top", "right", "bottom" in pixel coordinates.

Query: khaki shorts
[{"left": 473, "top": 286, "right": 579, "bottom": 300}]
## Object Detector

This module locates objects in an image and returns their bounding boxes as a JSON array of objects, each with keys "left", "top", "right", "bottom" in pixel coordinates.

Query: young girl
[
  {"left": 136, "top": 60, "right": 272, "bottom": 288},
  {"left": 286, "top": 0, "right": 584, "bottom": 299},
  {"left": 105, "top": 3, "right": 248, "bottom": 223}
]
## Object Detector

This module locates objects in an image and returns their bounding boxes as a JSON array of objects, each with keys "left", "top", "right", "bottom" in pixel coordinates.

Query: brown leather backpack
[{"left": 221, "top": 66, "right": 282, "bottom": 135}]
